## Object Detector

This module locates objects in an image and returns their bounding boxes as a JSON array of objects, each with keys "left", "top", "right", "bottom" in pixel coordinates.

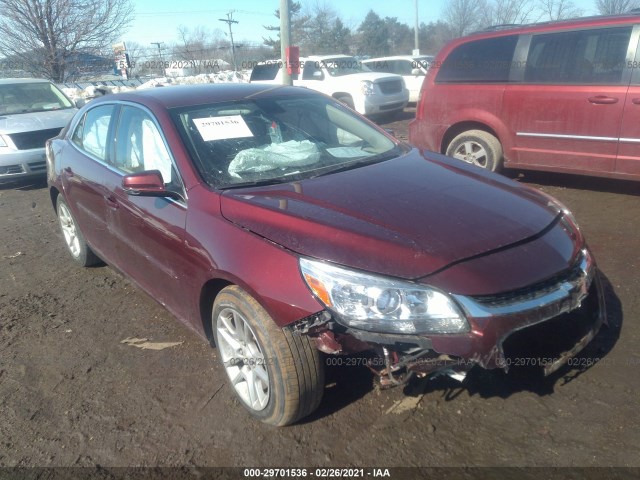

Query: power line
[
  {"left": 218, "top": 11, "right": 239, "bottom": 71},
  {"left": 150, "top": 41, "right": 165, "bottom": 74}
]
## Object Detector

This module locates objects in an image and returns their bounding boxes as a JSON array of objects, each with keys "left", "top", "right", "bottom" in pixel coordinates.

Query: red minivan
[{"left": 409, "top": 13, "right": 640, "bottom": 180}]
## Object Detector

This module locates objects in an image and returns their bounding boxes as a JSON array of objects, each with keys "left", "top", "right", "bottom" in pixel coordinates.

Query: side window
[
  {"left": 114, "top": 106, "right": 178, "bottom": 187},
  {"left": 396, "top": 60, "right": 414, "bottom": 76},
  {"left": 250, "top": 63, "right": 279, "bottom": 81},
  {"left": 436, "top": 35, "right": 518, "bottom": 83},
  {"left": 366, "top": 61, "right": 391, "bottom": 74},
  {"left": 525, "top": 27, "right": 632, "bottom": 84},
  {"left": 72, "top": 104, "right": 115, "bottom": 161},
  {"left": 302, "top": 61, "right": 323, "bottom": 80}
]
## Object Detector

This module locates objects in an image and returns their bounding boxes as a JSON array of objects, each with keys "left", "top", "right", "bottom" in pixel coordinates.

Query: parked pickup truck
[{"left": 249, "top": 55, "right": 409, "bottom": 117}]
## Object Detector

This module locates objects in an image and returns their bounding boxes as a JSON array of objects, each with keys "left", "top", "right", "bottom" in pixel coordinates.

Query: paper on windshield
[{"left": 193, "top": 115, "right": 253, "bottom": 141}]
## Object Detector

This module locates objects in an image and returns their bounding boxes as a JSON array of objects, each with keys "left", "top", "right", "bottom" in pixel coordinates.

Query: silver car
[{"left": 1, "top": 78, "right": 76, "bottom": 182}]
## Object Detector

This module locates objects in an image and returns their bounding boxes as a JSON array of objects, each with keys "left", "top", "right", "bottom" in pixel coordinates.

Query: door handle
[
  {"left": 588, "top": 95, "right": 619, "bottom": 105},
  {"left": 632, "top": 98, "right": 640, "bottom": 105},
  {"left": 104, "top": 195, "right": 119, "bottom": 209}
]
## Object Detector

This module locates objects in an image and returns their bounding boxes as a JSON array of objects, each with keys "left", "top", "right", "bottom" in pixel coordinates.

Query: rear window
[
  {"left": 436, "top": 35, "right": 518, "bottom": 83},
  {"left": 250, "top": 63, "right": 280, "bottom": 81},
  {"left": 524, "top": 26, "right": 632, "bottom": 85}
]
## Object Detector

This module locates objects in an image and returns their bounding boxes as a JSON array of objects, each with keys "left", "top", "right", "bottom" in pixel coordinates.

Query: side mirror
[
  {"left": 312, "top": 70, "right": 324, "bottom": 80},
  {"left": 411, "top": 68, "right": 422, "bottom": 76},
  {"left": 75, "top": 98, "right": 86, "bottom": 108},
  {"left": 122, "top": 170, "right": 182, "bottom": 200}
]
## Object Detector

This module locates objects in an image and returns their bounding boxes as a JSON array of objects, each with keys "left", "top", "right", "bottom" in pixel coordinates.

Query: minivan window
[
  {"left": 436, "top": 35, "right": 518, "bottom": 83},
  {"left": 525, "top": 27, "right": 632, "bottom": 84}
]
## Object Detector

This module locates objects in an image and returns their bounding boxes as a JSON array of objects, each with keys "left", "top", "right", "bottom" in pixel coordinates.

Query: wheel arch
[
  {"left": 199, "top": 277, "right": 234, "bottom": 345},
  {"left": 441, "top": 121, "right": 501, "bottom": 155},
  {"left": 49, "top": 186, "right": 60, "bottom": 212}
]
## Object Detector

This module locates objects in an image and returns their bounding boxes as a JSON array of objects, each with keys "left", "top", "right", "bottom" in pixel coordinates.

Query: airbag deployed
[{"left": 228, "top": 140, "right": 321, "bottom": 178}]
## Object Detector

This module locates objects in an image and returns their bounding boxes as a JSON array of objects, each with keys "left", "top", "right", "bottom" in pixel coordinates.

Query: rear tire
[
  {"left": 56, "top": 196, "right": 101, "bottom": 267},
  {"left": 212, "top": 286, "right": 324, "bottom": 426},
  {"left": 446, "top": 130, "right": 503, "bottom": 172}
]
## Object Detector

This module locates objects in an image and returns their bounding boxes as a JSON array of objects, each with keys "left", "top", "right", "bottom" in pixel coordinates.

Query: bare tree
[
  {"left": 171, "top": 26, "right": 225, "bottom": 74},
  {"left": 486, "top": 0, "right": 539, "bottom": 26},
  {"left": 537, "top": 0, "right": 583, "bottom": 20},
  {"left": 0, "top": 0, "right": 134, "bottom": 82},
  {"left": 444, "top": 0, "right": 490, "bottom": 37},
  {"left": 595, "top": 0, "right": 640, "bottom": 13}
]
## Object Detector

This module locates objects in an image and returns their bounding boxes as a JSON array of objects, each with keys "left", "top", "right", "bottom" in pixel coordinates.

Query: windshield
[
  {"left": 322, "top": 57, "right": 371, "bottom": 77},
  {"left": 0, "top": 82, "right": 74, "bottom": 115},
  {"left": 172, "top": 94, "right": 401, "bottom": 189}
]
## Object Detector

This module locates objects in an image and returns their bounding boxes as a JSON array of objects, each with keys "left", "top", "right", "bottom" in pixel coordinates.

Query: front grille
[
  {"left": 501, "top": 282, "right": 601, "bottom": 367},
  {"left": 473, "top": 259, "right": 585, "bottom": 308},
  {"left": 379, "top": 102, "right": 404, "bottom": 111},
  {"left": 377, "top": 79, "right": 403, "bottom": 94},
  {"left": 0, "top": 165, "right": 25, "bottom": 175},
  {"left": 27, "top": 160, "right": 47, "bottom": 172},
  {"left": 8, "top": 128, "right": 62, "bottom": 150}
]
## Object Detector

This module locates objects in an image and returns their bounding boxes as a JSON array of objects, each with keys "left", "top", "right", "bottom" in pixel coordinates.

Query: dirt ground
[{"left": 1, "top": 111, "right": 639, "bottom": 472}]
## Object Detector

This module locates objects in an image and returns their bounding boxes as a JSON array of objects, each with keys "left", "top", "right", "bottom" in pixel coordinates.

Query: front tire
[
  {"left": 446, "top": 130, "right": 503, "bottom": 172},
  {"left": 56, "top": 196, "right": 101, "bottom": 267},
  {"left": 212, "top": 286, "right": 324, "bottom": 426}
]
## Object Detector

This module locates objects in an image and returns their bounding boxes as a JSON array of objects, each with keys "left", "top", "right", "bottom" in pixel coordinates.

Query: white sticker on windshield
[{"left": 193, "top": 115, "right": 253, "bottom": 141}]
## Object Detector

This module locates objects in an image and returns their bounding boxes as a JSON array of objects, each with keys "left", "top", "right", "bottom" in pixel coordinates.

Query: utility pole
[
  {"left": 280, "top": 0, "right": 292, "bottom": 86},
  {"left": 151, "top": 41, "right": 165, "bottom": 75},
  {"left": 218, "top": 11, "right": 238, "bottom": 71},
  {"left": 414, "top": 0, "right": 420, "bottom": 55}
]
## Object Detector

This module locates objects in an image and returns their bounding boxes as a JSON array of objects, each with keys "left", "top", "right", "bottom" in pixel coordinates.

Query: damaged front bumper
[{"left": 292, "top": 248, "right": 606, "bottom": 385}]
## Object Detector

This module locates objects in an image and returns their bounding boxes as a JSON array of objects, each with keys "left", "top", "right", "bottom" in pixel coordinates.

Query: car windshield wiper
[
  {"left": 308, "top": 150, "right": 399, "bottom": 179},
  {"left": 220, "top": 170, "right": 305, "bottom": 190}
]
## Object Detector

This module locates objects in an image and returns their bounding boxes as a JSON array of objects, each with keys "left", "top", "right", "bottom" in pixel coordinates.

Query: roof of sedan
[
  {"left": 104, "top": 83, "right": 310, "bottom": 109},
  {"left": 0, "top": 78, "right": 50, "bottom": 85}
]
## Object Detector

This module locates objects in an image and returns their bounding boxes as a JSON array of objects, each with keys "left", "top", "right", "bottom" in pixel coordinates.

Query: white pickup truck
[{"left": 249, "top": 55, "right": 409, "bottom": 117}]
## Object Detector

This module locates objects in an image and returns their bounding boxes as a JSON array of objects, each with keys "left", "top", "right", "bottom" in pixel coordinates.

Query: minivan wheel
[
  {"left": 56, "top": 196, "right": 101, "bottom": 267},
  {"left": 446, "top": 130, "right": 503, "bottom": 172},
  {"left": 212, "top": 286, "right": 324, "bottom": 426}
]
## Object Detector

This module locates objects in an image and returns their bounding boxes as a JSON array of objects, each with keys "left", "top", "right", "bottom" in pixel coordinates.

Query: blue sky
[{"left": 126, "top": 0, "right": 600, "bottom": 47}]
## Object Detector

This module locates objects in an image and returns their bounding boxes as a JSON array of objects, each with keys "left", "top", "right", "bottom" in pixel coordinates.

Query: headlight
[
  {"left": 299, "top": 258, "right": 469, "bottom": 335},
  {"left": 361, "top": 80, "right": 375, "bottom": 95}
]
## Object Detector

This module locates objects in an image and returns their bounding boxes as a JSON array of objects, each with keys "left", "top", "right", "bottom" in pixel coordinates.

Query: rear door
[
  {"left": 63, "top": 103, "right": 120, "bottom": 261},
  {"left": 503, "top": 26, "right": 634, "bottom": 174}
]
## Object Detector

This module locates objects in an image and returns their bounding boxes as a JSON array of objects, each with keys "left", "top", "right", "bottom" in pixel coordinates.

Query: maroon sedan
[{"left": 46, "top": 84, "right": 605, "bottom": 426}]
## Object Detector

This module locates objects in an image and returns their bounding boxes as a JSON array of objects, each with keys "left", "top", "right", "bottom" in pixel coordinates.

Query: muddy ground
[{"left": 1, "top": 111, "right": 639, "bottom": 472}]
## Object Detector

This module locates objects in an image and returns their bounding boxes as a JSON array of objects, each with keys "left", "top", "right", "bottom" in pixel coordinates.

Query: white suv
[
  {"left": 249, "top": 55, "right": 409, "bottom": 117},
  {"left": 363, "top": 55, "right": 433, "bottom": 103}
]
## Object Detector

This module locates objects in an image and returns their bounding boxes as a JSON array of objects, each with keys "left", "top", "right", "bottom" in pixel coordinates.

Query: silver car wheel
[
  {"left": 216, "top": 307, "right": 270, "bottom": 411},
  {"left": 58, "top": 202, "right": 81, "bottom": 258},
  {"left": 452, "top": 140, "right": 488, "bottom": 168}
]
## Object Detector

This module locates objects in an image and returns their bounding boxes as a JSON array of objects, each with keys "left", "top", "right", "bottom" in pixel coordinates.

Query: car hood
[
  {"left": 220, "top": 149, "right": 562, "bottom": 280},
  {"left": 0, "top": 109, "right": 76, "bottom": 134},
  {"left": 340, "top": 72, "right": 403, "bottom": 83}
]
